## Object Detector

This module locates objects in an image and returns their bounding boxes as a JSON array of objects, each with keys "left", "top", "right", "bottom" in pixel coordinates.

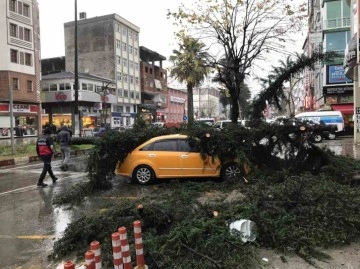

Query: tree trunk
[
  {"left": 230, "top": 96, "right": 239, "bottom": 123},
  {"left": 187, "top": 83, "right": 194, "bottom": 126}
]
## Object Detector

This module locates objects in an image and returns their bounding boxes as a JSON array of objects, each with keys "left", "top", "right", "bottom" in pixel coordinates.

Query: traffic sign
[{"left": 183, "top": 115, "right": 188, "bottom": 121}]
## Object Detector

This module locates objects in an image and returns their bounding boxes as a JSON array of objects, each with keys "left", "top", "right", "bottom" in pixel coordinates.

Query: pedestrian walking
[
  {"left": 36, "top": 127, "right": 58, "bottom": 187},
  {"left": 57, "top": 125, "right": 71, "bottom": 171}
]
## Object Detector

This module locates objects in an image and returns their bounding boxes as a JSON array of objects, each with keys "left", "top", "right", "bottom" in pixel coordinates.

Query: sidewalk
[{"left": 0, "top": 149, "right": 90, "bottom": 168}]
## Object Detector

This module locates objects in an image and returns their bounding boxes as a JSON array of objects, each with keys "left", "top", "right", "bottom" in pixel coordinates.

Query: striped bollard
[
  {"left": 90, "top": 240, "right": 102, "bottom": 269},
  {"left": 112, "top": 232, "right": 123, "bottom": 269},
  {"left": 118, "top": 226, "right": 133, "bottom": 269},
  {"left": 63, "top": 260, "right": 75, "bottom": 269},
  {"left": 133, "top": 220, "right": 147, "bottom": 269},
  {"left": 85, "top": 250, "right": 95, "bottom": 269}
]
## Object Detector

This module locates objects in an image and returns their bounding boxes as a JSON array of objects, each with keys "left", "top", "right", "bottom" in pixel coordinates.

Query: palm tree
[{"left": 169, "top": 35, "right": 210, "bottom": 125}]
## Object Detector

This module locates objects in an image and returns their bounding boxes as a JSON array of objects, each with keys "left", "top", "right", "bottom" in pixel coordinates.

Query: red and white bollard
[
  {"left": 85, "top": 250, "right": 95, "bottom": 269},
  {"left": 90, "top": 240, "right": 102, "bottom": 269},
  {"left": 133, "top": 220, "right": 147, "bottom": 269},
  {"left": 112, "top": 232, "right": 123, "bottom": 269},
  {"left": 118, "top": 226, "right": 133, "bottom": 269},
  {"left": 63, "top": 260, "right": 75, "bottom": 269}
]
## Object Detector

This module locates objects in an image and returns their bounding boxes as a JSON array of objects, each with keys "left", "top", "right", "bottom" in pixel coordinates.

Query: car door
[
  {"left": 147, "top": 139, "right": 183, "bottom": 178},
  {"left": 178, "top": 138, "right": 219, "bottom": 177}
]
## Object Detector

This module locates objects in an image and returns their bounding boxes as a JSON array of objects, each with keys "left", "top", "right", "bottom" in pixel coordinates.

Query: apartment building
[
  {"left": 344, "top": 0, "right": 360, "bottom": 141},
  {"left": 306, "top": 0, "right": 354, "bottom": 133},
  {"left": 0, "top": 0, "right": 41, "bottom": 138},
  {"left": 64, "top": 13, "right": 140, "bottom": 127},
  {"left": 139, "top": 46, "right": 168, "bottom": 123}
]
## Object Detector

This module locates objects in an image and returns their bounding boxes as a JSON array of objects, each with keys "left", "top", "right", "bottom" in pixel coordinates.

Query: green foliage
[
  {"left": 0, "top": 143, "right": 35, "bottom": 157},
  {"left": 51, "top": 125, "right": 360, "bottom": 267}
]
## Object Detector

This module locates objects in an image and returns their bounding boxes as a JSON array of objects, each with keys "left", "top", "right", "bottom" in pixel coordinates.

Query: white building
[
  {"left": 64, "top": 13, "right": 141, "bottom": 127},
  {"left": 0, "top": 0, "right": 41, "bottom": 138}
]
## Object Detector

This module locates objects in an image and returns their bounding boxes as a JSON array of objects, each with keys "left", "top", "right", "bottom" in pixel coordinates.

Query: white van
[
  {"left": 213, "top": 119, "right": 248, "bottom": 129},
  {"left": 295, "top": 111, "right": 344, "bottom": 133}
]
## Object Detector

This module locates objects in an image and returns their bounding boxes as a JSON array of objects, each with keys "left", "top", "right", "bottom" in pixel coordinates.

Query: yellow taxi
[{"left": 114, "top": 134, "right": 243, "bottom": 184}]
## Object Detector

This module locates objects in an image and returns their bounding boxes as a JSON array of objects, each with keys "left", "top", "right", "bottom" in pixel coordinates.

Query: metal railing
[{"left": 324, "top": 17, "right": 350, "bottom": 30}]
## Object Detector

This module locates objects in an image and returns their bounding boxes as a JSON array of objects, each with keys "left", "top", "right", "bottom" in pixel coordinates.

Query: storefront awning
[{"left": 331, "top": 104, "right": 354, "bottom": 115}]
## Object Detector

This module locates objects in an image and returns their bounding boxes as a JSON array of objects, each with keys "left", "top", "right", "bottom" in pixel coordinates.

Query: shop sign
[
  {"left": 327, "top": 65, "right": 353, "bottom": 84},
  {"left": 101, "top": 95, "right": 109, "bottom": 102},
  {"left": 170, "top": 96, "right": 185, "bottom": 103},
  {"left": 55, "top": 92, "right": 67, "bottom": 101},
  {"left": 13, "top": 104, "right": 30, "bottom": 112},
  {"left": 323, "top": 86, "right": 353, "bottom": 94}
]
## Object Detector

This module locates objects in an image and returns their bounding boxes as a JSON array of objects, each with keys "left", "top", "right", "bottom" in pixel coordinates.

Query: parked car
[
  {"left": 93, "top": 127, "right": 107, "bottom": 137},
  {"left": 151, "top": 122, "right": 165, "bottom": 128},
  {"left": 213, "top": 119, "right": 248, "bottom": 130},
  {"left": 114, "top": 134, "right": 243, "bottom": 184}
]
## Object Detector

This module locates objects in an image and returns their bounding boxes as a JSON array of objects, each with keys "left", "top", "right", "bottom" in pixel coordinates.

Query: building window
[
  {"left": 9, "top": 0, "right": 16, "bottom": 12},
  {"left": 24, "top": 28, "right": 31, "bottom": 41},
  {"left": 25, "top": 53, "right": 31, "bottom": 66},
  {"left": 18, "top": 1, "right": 22, "bottom": 14},
  {"left": 23, "top": 4, "right": 30, "bottom": 17},
  {"left": 27, "top": 80, "right": 33, "bottom": 92},
  {"left": 123, "top": 74, "right": 128, "bottom": 83},
  {"left": 118, "top": 89, "right": 122, "bottom": 97},
  {"left": 122, "top": 27, "right": 127, "bottom": 36},
  {"left": 42, "top": 84, "right": 49, "bottom": 92},
  {"left": 50, "top": 84, "right": 57, "bottom": 91},
  {"left": 117, "top": 72, "right": 122, "bottom": 81},
  {"left": 129, "top": 45, "right": 133, "bottom": 54},
  {"left": 116, "top": 23, "right": 120, "bottom": 32},
  {"left": 116, "top": 56, "right": 121, "bottom": 65},
  {"left": 129, "top": 61, "right": 133, "bottom": 69},
  {"left": 135, "top": 77, "right": 139, "bottom": 85},
  {"left": 123, "top": 59, "right": 128, "bottom": 68},
  {"left": 10, "top": 23, "right": 17, "bottom": 37},
  {"left": 136, "top": 92, "right": 140, "bottom": 99},
  {"left": 13, "top": 78, "right": 19, "bottom": 90},
  {"left": 125, "top": 106, "right": 130, "bottom": 112},
  {"left": 124, "top": 90, "right": 128, "bottom": 98},
  {"left": 122, "top": 42, "right": 127, "bottom": 52},
  {"left": 130, "top": 76, "right": 134, "bottom": 84},
  {"left": 116, "top": 39, "right": 121, "bottom": 49},
  {"left": 129, "top": 30, "right": 133, "bottom": 39},
  {"left": 82, "top": 83, "right": 88, "bottom": 91},
  {"left": 134, "top": 48, "right": 138, "bottom": 56},
  {"left": 10, "top": 49, "right": 18, "bottom": 63}
]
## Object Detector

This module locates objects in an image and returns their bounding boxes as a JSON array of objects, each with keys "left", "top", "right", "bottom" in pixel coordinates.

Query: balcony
[{"left": 324, "top": 17, "right": 350, "bottom": 30}]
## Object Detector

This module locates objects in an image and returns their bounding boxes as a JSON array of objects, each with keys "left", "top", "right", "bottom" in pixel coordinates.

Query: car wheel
[
  {"left": 132, "top": 165, "right": 155, "bottom": 185},
  {"left": 327, "top": 133, "right": 336, "bottom": 140},
  {"left": 221, "top": 162, "right": 242, "bottom": 180},
  {"left": 312, "top": 133, "right": 323, "bottom": 143}
]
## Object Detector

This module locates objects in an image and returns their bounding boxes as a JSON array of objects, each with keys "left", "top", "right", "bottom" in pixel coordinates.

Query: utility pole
[{"left": 73, "top": 0, "right": 80, "bottom": 136}]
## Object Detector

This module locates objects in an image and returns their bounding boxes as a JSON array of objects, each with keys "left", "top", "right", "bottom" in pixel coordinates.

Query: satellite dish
[{"left": 229, "top": 219, "right": 257, "bottom": 243}]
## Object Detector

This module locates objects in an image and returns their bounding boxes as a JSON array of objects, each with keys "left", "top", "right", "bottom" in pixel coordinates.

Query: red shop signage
[{"left": 55, "top": 92, "right": 67, "bottom": 101}]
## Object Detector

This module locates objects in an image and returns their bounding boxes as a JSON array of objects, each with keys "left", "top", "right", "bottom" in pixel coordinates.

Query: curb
[{"left": 0, "top": 149, "right": 91, "bottom": 168}]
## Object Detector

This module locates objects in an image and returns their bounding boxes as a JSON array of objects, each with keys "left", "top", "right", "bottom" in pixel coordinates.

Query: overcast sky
[
  {"left": 37, "top": 0, "right": 306, "bottom": 91},
  {"left": 37, "top": 0, "right": 190, "bottom": 63}
]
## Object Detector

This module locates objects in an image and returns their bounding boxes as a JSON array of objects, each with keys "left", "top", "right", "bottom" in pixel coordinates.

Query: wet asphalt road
[{"left": 0, "top": 136, "right": 359, "bottom": 269}]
